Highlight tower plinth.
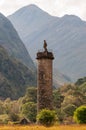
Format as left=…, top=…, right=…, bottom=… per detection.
left=36, top=40, right=54, bottom=113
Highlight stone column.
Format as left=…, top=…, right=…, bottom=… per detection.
left=36, top=40, right=54, bottom=113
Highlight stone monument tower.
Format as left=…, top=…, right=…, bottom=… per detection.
left=36, top=40, right=54, bottom=113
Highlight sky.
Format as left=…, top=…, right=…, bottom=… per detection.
left=0, top=0, right=86, bottom=20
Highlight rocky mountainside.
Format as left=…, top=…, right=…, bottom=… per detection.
left=0, top=45, right=36, bottom=99
left=8, top=4, right=86, bottom=81
left=0, top=13, right=35, bottom=70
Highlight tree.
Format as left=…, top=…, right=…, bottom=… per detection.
left=22, top=87, right=37, bottom=104
left=75, top=77, right=86, bottom=86
left=3, top=98, right=12, bottom=114
left=75, top=78, right=84, bottom=86
left=0, top=100, right=5, bottom=114
left=37, top=109, right=58, bottom=126
left=73, top=105, right=86, bottom=124
left=62, top=104, right=77, bottom=117
left=53, top=90, right=64, bottom=109
left=9, top=112, right=19, bottom=122
left=21, top=102, right=37, bottom=122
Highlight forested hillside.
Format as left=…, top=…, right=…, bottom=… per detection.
left=0, top=13, right=35, bottom=70
left=0, top=45, right=36, bottom=99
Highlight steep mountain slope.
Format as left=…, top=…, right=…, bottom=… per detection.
left=0, top=45, right=36, bottom=99
left=53, top=69, right=71, bottom=87
left=0, top=13, right=35, bottom=70
left=8, top=4, right=86, bottom=81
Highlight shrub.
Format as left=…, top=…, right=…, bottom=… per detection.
left=63, top=104, right=77, bottom=116
left=0, top=114, right=9, bottom=124
left=73, top=105, right=86, bottom=124
left=21, top=102, right=37, bottom=122
left=9, top=112, right=20, bottom=122
left=37, top=109, right=58, bottom=126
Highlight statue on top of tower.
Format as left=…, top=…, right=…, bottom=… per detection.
left=43, top=40, right=48, bottom=52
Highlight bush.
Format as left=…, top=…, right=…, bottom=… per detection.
left=21, top=102, right=37, bottom=122
left=9, top=112, right=20, bottom=122
left=37, top=109, right=58, bottom=126
left=0, top=114, right=9, bottom=124
left=73, top=105, right=86, bottom=124
left=63, top=104, right=77, bottom=116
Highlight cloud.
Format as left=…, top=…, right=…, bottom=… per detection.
left=0, top=0, right=86, bottom=20
left=0, top=0, right=5, bottom=6
left=0, top=0, right=20, bottom=16
left=54, top=0, right=86, bottom=20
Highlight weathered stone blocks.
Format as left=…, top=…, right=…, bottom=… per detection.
left=36, top=49, right=54, bottom=113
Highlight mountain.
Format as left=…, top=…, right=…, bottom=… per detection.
left=0, top=13, right=35, bottom=70
left=53, top=69, right=72, bottom=87
left=8, top=4, right=86, bottom=81
left=0, top=45, right=36, bottom=99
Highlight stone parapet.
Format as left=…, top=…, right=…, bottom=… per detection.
left=36, top=51, right=54, bottom=60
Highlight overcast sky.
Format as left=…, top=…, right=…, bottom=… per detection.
left=0, top=0, right=86, bottom=20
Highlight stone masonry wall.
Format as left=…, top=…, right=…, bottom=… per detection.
left=37, top=58, right=53, bottom=113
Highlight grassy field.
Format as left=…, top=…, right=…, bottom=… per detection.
left=0, top=125, right=86, bottom=130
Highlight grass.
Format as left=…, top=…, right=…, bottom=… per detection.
left=0, top=125, right=86, bottom=130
